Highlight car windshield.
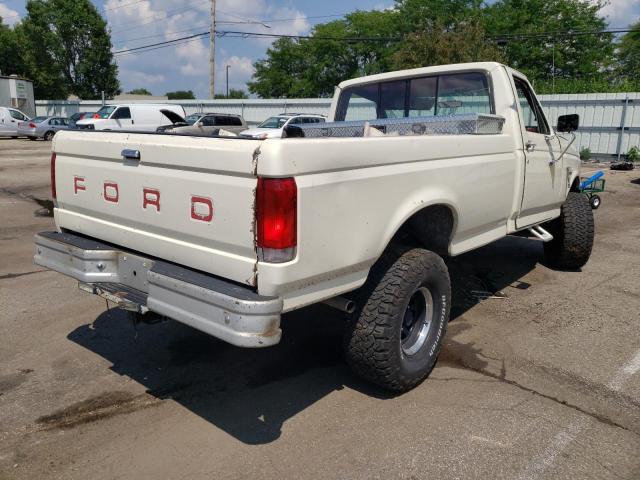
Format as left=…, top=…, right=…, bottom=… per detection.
left=185, top=114, right=201, bottom=125
left=258, top=116, right=289, bottom=129
left=94, top=106, right=117, bottom=119
left=31, top=117, right=48, bottom=123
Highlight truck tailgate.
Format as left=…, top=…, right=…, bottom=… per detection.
left=52, top=131, right=260, bottom=286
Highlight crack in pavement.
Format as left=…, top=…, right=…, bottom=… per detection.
left=0, top=270, right=48, bottom=281
left=443, top=357, right=639, bottom=436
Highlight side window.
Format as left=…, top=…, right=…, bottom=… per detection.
left=9, top=109, right=25, bottom=120
left=49, top=119, right=58, bottom=125
left=229, top=117, right=242, bottom=126
left=437, top=73, right=492, bottom=115
left=514, top=77, right=549, bottom=135
left=380, top=80, right=406, bottom=119
left=408, top=77, right=437, bottom=117
left=289, top=117, right=302, bottom=125
left=60, top=118, right=68, bottom=126
left=112, top=107, right=131, bottom=120
left=336, top=83, right=378, bottom=121
left=202, top=116, right=216, bottom=126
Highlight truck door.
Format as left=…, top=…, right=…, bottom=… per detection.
left=111, top=106, right=133, bottom=130
left=513, top=75, right=565, bottom=228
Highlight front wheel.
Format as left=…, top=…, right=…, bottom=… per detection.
left=344, top=247, right=451, bottom=392
left=543, top=192, right=594, bottom=270
left=43, top=131, right=55, bottom=141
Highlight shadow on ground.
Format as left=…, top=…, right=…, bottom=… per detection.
left=66, top=235, right=541, bottom=444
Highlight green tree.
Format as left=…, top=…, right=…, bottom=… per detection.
left=214, top=88, right=249, bottom=99
left=21, top=0, right=119, bottom=99
left=166, top=90, right=195, bottom=100
left=393, top=20, right=504, bottom=70
left=484, top=0, right=615, bottom=91
left=249, top=10, right=401, bottom=98
left=617, top=22, right=640, bottom=80
left=0, top=20, right=26, bottom=77
left=127, top=88, right=152, bottom=95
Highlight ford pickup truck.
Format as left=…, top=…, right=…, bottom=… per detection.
left=35, top=62, right=594, bottom=392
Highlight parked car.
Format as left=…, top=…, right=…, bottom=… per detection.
left=75, top=104, right=185, bottom=132
left=157, top=112, right=247, bottom=135
left=240, top=113, right=325, bottom=139
left=36, top=62, right=592, bottom=392
left=0, top=106, right=30, bottom=138
left=69, top=111, right=95, bottom=128
left=17, top=116, right=69, bottom=141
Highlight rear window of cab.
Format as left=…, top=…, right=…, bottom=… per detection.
left=335, top=71, right=493, bottom=122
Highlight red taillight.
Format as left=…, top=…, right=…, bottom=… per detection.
left=50, top=152, right=57, bottom=199
left=29, top=122, right=36, bottom=128
left=257, top=177, right=297, bottom=261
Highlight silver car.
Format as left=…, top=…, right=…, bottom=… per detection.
left=17, top=116, right=70, bottom=141
left=157, top=111, right=247, bottom=135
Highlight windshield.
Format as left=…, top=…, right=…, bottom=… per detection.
left=94, top=106, right=117, bottom=119
left=31, top=117, right=48, bottom=123
left=184, top=113, right=201, bottom=125
left=258, top=116, right=289, bottom=129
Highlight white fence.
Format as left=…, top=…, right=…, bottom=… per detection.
left=36, top=93, right=640, bottom=159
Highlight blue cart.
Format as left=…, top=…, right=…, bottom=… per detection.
left=579, top=171, right=605, bottom=210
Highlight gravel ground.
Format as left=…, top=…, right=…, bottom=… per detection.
left=1, top=138, right=639, bottom=480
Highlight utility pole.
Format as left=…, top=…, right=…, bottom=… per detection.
left=226, top=65, right=230, bottom=98
left=209, top=0, right=216, bottom=99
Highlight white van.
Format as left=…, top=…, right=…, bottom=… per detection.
left=75, top=104, right=185, bottom=132
left=0, top=107, right=30, bottom=137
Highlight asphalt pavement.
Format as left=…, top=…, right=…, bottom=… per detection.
left=1, top=137, right=639, bottom=480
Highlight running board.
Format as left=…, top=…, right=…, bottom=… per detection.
left=528, top=225, right=554, bottom=242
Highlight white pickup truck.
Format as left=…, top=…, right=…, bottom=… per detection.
left=35, top=62, right=594, bottom=392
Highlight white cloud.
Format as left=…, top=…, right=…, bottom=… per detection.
left=105, top=0, right=312, bottom=97
left=0, top=2, right=20, bottom=25
left=598, top=0, right=640, bottom=26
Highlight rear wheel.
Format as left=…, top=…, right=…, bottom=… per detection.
left=543, top=192, right=594, bottom=270
left=43, top=131, right=55, bottom=141
left=344, top=246, right=451, bottom=392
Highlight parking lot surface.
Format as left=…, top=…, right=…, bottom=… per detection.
left=1, top=137, right=639, bottom=480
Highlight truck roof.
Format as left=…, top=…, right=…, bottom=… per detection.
left=337, top=62, right=509, bottom=90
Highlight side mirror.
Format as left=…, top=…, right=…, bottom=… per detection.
left=196, top=121, right=204, bottom=128
left=557, top=114, right=579, bottom=133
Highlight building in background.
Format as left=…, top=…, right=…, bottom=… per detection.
left=0, top=75, right=36, bottom=117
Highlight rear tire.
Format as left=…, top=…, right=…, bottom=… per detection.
left=589, top=194, right=601, bottom=210
left=543, top=192, right=594, bottom=270
left=343, top=246, right=451, bottom=392
left=43, top=131, right=55, bottom=141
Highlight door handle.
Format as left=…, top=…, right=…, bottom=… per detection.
left=121, top=149, right=141, bottom=160
left=525, top=140, right=536, bottom=152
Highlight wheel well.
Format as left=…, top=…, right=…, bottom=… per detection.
left=391, top=205, right=455, bottom=256
left=570, top=176, right=581, bottom=192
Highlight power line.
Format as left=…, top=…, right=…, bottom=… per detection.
left=113, top=32, right=209, bottom=55
left=111, top=27, right=638, bottom=57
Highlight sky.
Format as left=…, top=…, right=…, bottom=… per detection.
left=0, top=0, right=639, bottom=98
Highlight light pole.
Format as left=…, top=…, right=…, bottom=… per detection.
left=209, top=0, right=216, bottom=99
left=226, top=65, right=230, bottom=98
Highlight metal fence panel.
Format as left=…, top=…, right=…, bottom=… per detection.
left=36, top=93, right=640, bottom=158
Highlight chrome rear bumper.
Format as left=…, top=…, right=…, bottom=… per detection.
left=34, top=231, right=283, bottom=347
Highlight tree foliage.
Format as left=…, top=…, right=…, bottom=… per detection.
left=617, top=22, right=640, bottom=80
left=0, top=20, right=26, bottom=77
left=20, top=0, right=119, bottom=99
left=249, top=0, right=631, bottom=97
left=127, top=88, right=152, bottom=95
left=166, top=90, right=196, bottom=100
left=214, top=89, right=249, bottom=99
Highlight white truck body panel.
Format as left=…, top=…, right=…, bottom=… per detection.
left=52, top=131, right=260, bottom=285
left=76, top=104, right=185, bottom=132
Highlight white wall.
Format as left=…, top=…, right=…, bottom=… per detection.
left=35, top=93, right=640, bottom=158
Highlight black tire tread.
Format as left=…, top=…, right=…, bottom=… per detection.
left=344, top=246, right=450, bottom=392
left=544, top=192, right=594, bottom=269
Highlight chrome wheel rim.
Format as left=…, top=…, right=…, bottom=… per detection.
left=400, top=287, right=434, bottom=356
